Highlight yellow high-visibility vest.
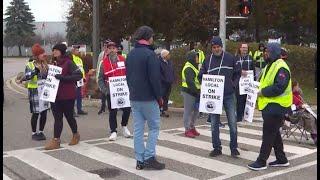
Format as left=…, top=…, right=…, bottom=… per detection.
left=258, top=59, right=292, bottom=110
left=253, top=50, right=265, bottom=68
left=72, top=54, right=85, bottom=78
left=26, top=61, right=38, bottom=89
left=181, top=62, right=201, bottom=90
left=196, top=49, right=205, bottom=65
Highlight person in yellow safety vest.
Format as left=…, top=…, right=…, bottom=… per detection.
left=181, top=50, right=201, bottom=138
left=253, top=43, right=266, bottom=79
left=97, top=39, right=111, bottom=115
left=117, top=44, right=127, bottom=59
left=24, top=43, right=50, bottom=141
left=193, top=42, right=205, bottom=69
left=72, top=46, right=88, bottom=115
left=248, top=43, right=292, bottom=171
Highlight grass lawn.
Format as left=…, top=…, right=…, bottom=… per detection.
left=301, top=85, right=317, bottom=105
left=169, top=84, right=317, bottom=108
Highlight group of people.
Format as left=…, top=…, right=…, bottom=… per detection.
left=24, top=43, right=84, bottom=149
left=22, top=25, right=312, bottom=171
left=180, top=35, right=298, bottom=171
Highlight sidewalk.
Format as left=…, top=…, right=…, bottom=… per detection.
left=10, top=75, right=317, bottom=116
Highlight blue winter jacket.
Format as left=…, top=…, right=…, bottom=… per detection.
left=126, top=43, right=161, bottom=101
left=198, top=51, right=241, bottom=96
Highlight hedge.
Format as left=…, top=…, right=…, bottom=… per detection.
left=170, top=41, right=317, bottom=88
left=43, top=43, right=315, bottom=104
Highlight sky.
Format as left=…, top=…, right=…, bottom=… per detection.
left=3, top=0, right=72, bottom=22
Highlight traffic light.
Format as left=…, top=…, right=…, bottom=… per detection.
left=239, top=0, right=252, bottom=17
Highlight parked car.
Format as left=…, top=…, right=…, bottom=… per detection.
left=229, top=33, right=240, bottom=41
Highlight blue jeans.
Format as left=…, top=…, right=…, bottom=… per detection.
left=210, top=93, right=238, bottom=150
left=76, top=87, right=82, bottom=112
left=131, top=100, right=160, bottom=162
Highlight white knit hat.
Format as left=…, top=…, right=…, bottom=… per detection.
left=160, top=49, right=170, bottom=58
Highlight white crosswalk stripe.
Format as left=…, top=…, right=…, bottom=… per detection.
left=158, top=132, right=275, bottom=162
left=7, top=148, right=102, bottom=180
left=115, top=138, right=250, bottom=176
left=3, top=174, right=12, bottom=180
left=3, top=124, right=317, bottom=180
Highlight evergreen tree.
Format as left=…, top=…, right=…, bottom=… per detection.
left=4, top=0, right=36, bottom=56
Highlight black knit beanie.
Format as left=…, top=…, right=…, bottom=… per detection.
left=52, top=43, right=67, bottom=55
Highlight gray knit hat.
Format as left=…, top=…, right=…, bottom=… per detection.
left=133, top=26, right=154, bottom=41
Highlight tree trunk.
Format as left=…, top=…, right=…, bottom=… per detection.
left=18, top=45, right=22, bottom=57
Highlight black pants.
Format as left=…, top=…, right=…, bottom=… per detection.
left=106, top=94, right=131, bottom=133
left=161, top=84, right=172, bottom=112
left=236, top=90, right=247, bottom=122
left=257, top=113, right=288, bottom=164
left=31, top=110, right=47, bottom=132
left=51, top=100, right=78, bottom=138
left=100, top=93, right=107, bottom=111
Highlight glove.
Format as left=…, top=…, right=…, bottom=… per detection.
left=54, top=74, right=64, bottom=80
left=34, top=67, right=40, bottom=75
left=157, top=98, right=164, bottom=107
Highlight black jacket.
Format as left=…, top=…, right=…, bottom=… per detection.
left=159, top=57, right=175, bottom=86
left=235, top=54, right=256, bottom=89
left=181, top=51, right=200, bottom=97
left=199, top=51, right=241, bottom=96
left=126, top=43, right=161, bottom=101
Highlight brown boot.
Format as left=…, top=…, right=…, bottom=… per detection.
left=44, top=138, right=60, bottom=150
left=69, top=132, right=80, bottom=145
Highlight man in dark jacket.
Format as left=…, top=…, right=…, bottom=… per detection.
left=126, top=25, right=165, bottom=170
left=248, top=43, right=292, bottom=171
left=198, top=36, right=241, bottom=158
left=159, top=49, right=175, bottom=117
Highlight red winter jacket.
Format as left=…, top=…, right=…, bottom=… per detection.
left=292, top=91, right=303, bottom=109
left=103, top=55, right=126, bottom=82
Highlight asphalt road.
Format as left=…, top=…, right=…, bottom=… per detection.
left=3, top=58, right=317, bottom=180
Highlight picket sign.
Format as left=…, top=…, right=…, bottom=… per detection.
left=37, top=80, right=50, bottom=112
left=199, top=74, right=225, bottom=115
left=244, top=81, right=260, bottom=123
left=109, top=76, right=131, bottom=109
left=239, top=70, right=254, bottom=95
left=77, top=79, right=84, bottom=87
left=39, top=65, right=62, bottom=102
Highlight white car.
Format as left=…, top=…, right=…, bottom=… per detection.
left=229, top=33, right=240, bottom=41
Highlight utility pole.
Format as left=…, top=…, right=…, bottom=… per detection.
left=219, top=0, right=226, bottom=51
left=92, top=0, right=100, bottom=68
left=219, top=0, right=248, bottom=51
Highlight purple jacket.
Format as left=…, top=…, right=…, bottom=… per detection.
left=55, top=56, right=82, bottom=101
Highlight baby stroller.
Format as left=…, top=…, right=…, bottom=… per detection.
left=282, top=102, right=317, bottom=145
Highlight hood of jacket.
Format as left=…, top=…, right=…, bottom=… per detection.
left=186, top=51, right=198, bottom=67
left=266, top=43, right=281, bottom=62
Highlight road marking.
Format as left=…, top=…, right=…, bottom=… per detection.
left=65, top=142, right=196, bottom=180
left=115, top=138, right=250, bottom=177
left=248, top=160, right=317, bottom=180
left=10, top=77, right=27, bottom=91
left=181, top=128, right=315, bottom=155
left=5, top=79, right=27, bottom=97
left=3, top=125, right=317, bottom=180
left=158, top=132, right=275, bottom=162
left=7, top=149, right=102, bottom=180
left=3, top=174, right=12, bottom=180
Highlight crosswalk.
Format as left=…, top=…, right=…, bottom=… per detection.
left=3, top=122, right=317, bottom=180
